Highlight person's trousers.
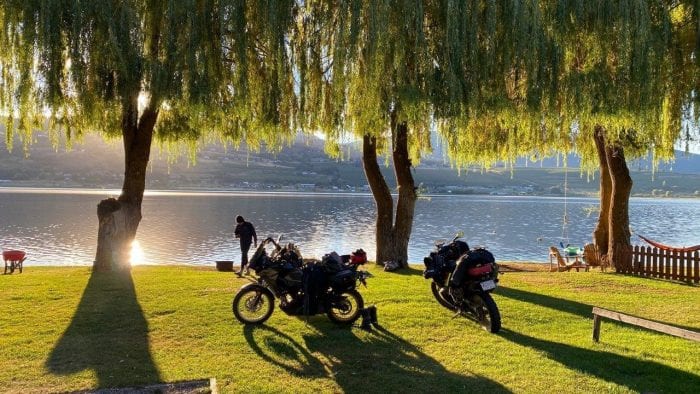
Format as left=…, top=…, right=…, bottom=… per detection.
left=240, top=242, right=251, bottom=269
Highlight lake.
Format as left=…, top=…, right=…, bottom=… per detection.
left=1, top=188, right=699, bottom=266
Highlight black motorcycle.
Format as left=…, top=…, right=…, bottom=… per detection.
left=423, top=231, right=501, bottom=333
left=232, top=236, right=371, bottom=325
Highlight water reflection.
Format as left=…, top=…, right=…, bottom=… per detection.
left=1, top=189, right=699, bottom=266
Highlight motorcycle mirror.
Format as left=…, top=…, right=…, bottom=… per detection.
left=455, top=231, right=464, bottom=239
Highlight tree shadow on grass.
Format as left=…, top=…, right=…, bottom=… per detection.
left=244, top=321, right=511, bottom=393
left=499, top=329, right=700, bottom=393
left=496, top=285, right=700, bottom=332
left=392, top=266, right=425, bottom=276
left=495, top=286, right=592, bottom=319
left=617, top=272, right=699, bottom=288
left=46, top=271, right=160, bottom=389
left=242, top=324, right=326, bottom=377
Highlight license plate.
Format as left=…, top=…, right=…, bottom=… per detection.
left=480, top=280, right=496, bottom=291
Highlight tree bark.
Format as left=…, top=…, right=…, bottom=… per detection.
left=93, top=11, right=163, bottom=272
left=592, top=125, right=611, bottom=259
left=605, top=142, right=633, bottom=272
left=390, top=115, right=417, bottom=268
left=360, top=112, right=417, bottom=269
left=94, top=98, right=158, bottom=271
left=362, top=134, right=394, bottom=265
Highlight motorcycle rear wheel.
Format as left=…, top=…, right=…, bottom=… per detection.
left=430, top=282, right=457, bottom=311
left=232, top=286, right=275, bottom=325
left=468, top=292, right=501, bottom=333
left=326, top=289, right=364, bottom=325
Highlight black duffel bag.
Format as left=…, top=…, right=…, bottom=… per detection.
left=449, top=247, right=496, bottom=287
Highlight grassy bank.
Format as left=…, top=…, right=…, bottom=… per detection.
left=1, top=265, right=698, bottom=393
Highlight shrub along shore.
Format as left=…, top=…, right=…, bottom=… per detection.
left=1, top=265, right=698, bottom=393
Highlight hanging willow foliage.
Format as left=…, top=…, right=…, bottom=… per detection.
left=445, top=0, right=698, bottom=171
left=295, top=0, right=698, bottom=171
left=294, top=0, right=435, bottom=161
left=0, top=0, right=298, bottom=156
left=550, top=0, right=697, bottom=170
left=1, top=1, right=697, bottom=170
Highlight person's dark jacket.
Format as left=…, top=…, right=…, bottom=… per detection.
left=235, top=221, right=257, bottom=247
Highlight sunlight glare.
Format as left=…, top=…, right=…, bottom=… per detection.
left=130, top=240, right=147, bottom=265
left=137, top=92, right=150, bottom=114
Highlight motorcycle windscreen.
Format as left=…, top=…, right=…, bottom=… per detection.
left=248, top=245, right=267, bottom=270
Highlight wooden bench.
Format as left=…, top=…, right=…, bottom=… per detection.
left=592, top=307, right=700, bottom=343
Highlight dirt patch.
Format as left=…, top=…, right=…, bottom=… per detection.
left=75, top=378, right=217, bottom=394
left=498, top=262, right=551, bottom=272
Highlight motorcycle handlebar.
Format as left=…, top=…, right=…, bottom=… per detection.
left=263, top=236, right=281, bottom=249
left=435, top=232, right=463, bottom=247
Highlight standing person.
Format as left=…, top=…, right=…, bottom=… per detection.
left=234, top=215, right=257, bottom=276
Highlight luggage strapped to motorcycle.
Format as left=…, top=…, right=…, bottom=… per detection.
left=319, top=251, right=343, bottom=273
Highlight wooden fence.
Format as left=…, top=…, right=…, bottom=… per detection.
left=628, top=245, right=700, bottom=284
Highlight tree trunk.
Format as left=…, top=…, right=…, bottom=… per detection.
left=391, top=117, right=417, bottom=268
left=360, top=114, right=417, bottom=269
left=592, top=125, right=611, bottom=260
left=93, top=99, right=158, bottom=271
left=605, top=142, right=633, bottom=272
left=362, top=134, right=395, bottom=265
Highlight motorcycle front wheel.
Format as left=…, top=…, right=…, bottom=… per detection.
left=326, top=289, right=364, bottom=325
left=430, top=282, right=457, bottom=311
left=232, top=286, right=275, bottom=324
left=467, top=292, right=501, bottom=333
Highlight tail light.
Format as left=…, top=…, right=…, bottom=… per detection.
left=467, top=264, right=492, bottom=276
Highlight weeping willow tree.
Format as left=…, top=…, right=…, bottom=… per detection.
left=0, top=0, right=297, bottom=271
left=438, top=1, right=699, bottom=272
left=295, top=0, right=697, bottom=271
left=550, top=1, right=698, bottom=272
left=2, top=1, right=696, bottom=272
left=293, top=1, right=566, bottom=268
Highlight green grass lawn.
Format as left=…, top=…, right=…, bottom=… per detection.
left=1, top=265, right=698, bottom=393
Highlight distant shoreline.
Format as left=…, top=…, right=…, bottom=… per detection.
left=12, top=261, right=553, bottom=270
left=1, top=185, right=698, bottom=200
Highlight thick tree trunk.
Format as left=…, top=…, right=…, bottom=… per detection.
left=93, top=99, right=158, bottom=271
left=592, top=125, right=611, bottom=260
left=95, top=198, right=143, bottom=271
left=362, top=134, right=395, bottom=265
left=360, top=114, right=417, bottom=269
left=605, top=142, right=633, bottom=272
left=391, top=118, right=417, bottom=268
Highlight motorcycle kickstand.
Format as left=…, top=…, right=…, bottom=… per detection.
left=452, top=305, right=465, bottom=319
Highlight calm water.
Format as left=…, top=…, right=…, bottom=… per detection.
left=1, top=188, right=699, bottom=266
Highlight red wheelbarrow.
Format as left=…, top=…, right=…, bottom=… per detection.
left=3, top=250, right=26, bottom=274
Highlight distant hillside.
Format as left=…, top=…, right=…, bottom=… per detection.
left=1, top=130, right=699, bottom=197
left=654, top=151, right=700, bottom=174
left=513, top=151, right=700, bottom=175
